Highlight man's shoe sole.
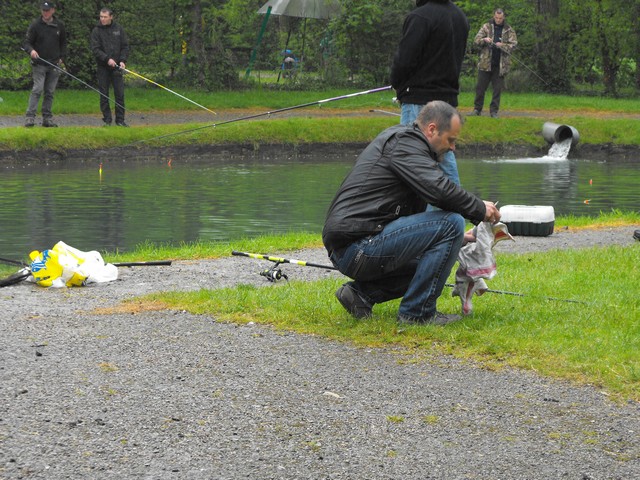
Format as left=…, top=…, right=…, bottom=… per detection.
left=335, top=284, right=372, bottom=319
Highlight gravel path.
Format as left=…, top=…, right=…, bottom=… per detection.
left=1, top=227, right=639, bottom=479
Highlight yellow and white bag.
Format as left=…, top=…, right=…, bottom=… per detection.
left=29, top=241, right=118, bottom=288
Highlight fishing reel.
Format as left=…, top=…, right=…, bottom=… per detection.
left=260, top=262, right=288, bottom=282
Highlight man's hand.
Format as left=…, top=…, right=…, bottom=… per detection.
left=483, top=201, right=501, bottom=223
left=30, top=50, right=39, bottom=59
left=463, top=228, right=476, bottom=245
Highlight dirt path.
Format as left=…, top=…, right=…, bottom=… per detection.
left=1, top=227, right=639, bottom=479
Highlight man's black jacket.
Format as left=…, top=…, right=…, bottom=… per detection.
left=322, top=124, right=486, bottom=253
left=23, top=16, right=67, bottom=66
left=90, top=21, right=129, bottom=67
left=390, top=0, right=469, bottom=106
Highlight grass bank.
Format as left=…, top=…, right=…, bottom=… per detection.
left=1, top=116, right=639, bottom=153
left=1, top=88, right=639, bottom=151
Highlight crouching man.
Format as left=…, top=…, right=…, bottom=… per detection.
left=323, top=101, right=500, bottom=325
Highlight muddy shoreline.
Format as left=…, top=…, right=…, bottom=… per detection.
left=1, top=141, right=639, bottom=166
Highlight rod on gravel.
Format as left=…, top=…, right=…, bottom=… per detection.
left=129, top=85, right=393, bottom=146
left=113, top=260, right=172, bottom=267
left=120, top=67, right=217, bottom=116
left=232, top=251, right=336, bottom=270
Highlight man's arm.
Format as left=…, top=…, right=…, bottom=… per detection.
left=119, top=25, right=129, bottom=63
left=500, top=26, right=518, bottom=54
left=90, top=28, right=108, bottom=63
left=473, top=22, right=490, bottom=47
left=390, top=15, right=428, bottom=90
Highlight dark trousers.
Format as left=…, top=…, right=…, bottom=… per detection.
left=97, top=66, right=125, bottom=124
left=474, top=69, right=505, bottom=115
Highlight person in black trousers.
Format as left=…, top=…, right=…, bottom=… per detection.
left=90, top=7, right=129, bottom=127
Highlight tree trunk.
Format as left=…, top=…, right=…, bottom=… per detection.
left=532, top=0, right=571, bottom=93
left=189, top=0, right=206, bottom=85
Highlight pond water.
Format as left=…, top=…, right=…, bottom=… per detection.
left=0, top=148, right=637, bottom=259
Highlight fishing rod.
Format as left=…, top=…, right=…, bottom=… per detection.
left=369, top=109, right=400, bottom=117
left=119, top=67, right=217, bottom=116
left=0, top=256, right=171, bottom=268
left=233, top=250, right=586, bottom=303
left=0, top=256, right=171, bottom=288
left=445, top=283, right=588, bottom=304
left=23, top=50, right=127, bottom=114
left=129, top=86, right=393, bottom=146
left=232, top=250, right=337, bottom=282
left=489, top=41, right=550, bottom=87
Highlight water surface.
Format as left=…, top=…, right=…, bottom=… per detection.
left=0, top=149, right=637, bottom=259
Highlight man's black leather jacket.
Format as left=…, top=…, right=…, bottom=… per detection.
left=322, top=124, right=486, bottom=252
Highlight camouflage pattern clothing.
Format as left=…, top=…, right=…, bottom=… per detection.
left=473, top=20, right=517, bottom=76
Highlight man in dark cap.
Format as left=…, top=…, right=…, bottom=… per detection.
left=390, top=0, right=469, bottom=187
left=23, top=1, right=67, bottom=128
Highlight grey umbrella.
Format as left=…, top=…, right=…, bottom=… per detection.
left=257, top=0, right=341, bottom=20
left=256, top=0, right=341, bottom=80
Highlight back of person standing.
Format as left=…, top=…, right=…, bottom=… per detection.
left=90, top=7, right=129, bottom=127
left=390, top=0, right=469, bottom=186
left=23, top=1, right=67, bottom=128
left=470, top=8, right=517, bottom=118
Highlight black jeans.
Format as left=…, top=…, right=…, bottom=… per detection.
left=97, top=66, right=125, bottom=124
left=474, top=69, right=505, bottom=115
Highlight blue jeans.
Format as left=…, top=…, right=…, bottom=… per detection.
left=400, top=103, right=460, bottom=186
left=26, top=64, right=61, bottom=120
left=330, top=210, right=465, bottom=320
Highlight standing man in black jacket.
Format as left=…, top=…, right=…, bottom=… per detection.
left=23, top=1, right=67, bottom=128
left=390, top=0, right=469, bottom=186
left=90, top=7, right=129, bottom=127
left=323, top=102, right=500, bottom=325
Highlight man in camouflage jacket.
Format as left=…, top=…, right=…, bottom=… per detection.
left=470, top=8, right=517, bottom=118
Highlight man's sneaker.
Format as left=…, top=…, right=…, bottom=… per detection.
left=398, top=311, right=462, bottom=326
left=116, top=121, right=129, bottom=127
left=24, top=117, right=35, bottom=128
left=335, top=283, right=372, bottom=319
left=634, top=229, right=640, bottom=241
left=42, top=119, right=58, bottom=127
left=103, top=120, right=112, bottom=127
left=490, top=112, right=499, bottom=118
left=469, top=110, right=481, bottom=116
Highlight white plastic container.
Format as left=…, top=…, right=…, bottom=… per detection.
left=499, top=205, right=555, bottom=237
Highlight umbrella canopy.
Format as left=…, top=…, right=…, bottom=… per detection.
left=257, top=0, right=341, bottom=20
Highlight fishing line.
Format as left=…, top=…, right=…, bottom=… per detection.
left=490, top=41, right=551, bottom=87
left=126, top=86, right=393, bottom=146
left=24, top=51, right=127, bottom=114
left=120, top=67, right=217, bottom=115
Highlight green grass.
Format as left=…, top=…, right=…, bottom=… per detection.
left=140, top=242, right=639, bottom=402
left=1, top=114, right=639, bottom=152
left=2, top=87, right=639, bottom=115
left=2, top=87, right=639, bottom=151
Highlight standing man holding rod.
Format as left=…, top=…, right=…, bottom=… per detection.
left=390, top=0, right=469, bottom=186
left=90, top=7, right=130, bottom=127
left=23, top=1, right=67, bottom=128
left=470, top=8, right=518, bottom=118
